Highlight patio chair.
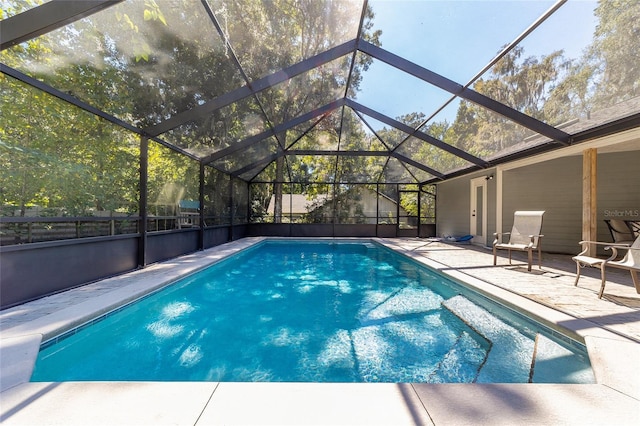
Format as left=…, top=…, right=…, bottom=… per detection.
left=573, top=235, right=640, bottom=298
left=626, top=220, right=640, bottom=238
left=493, top=211, right=545, bottom=272
left=604, top=219, right=635, bottom=245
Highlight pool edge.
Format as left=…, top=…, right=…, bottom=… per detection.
left=1, top=237, right=638, bottom=412
left=373, top=237, right=640, bottom=400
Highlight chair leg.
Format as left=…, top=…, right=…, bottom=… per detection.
left=527, top=249, right=533, bottom=272
left=631, top=270, right=640, bottom=294
left=493, top=246, right=497, bottom=266
left=598, top=266, right=607, bottom=299
left=537, top=246, right=542, bottom=269
left=574, top=262, right=582, bottom=286
left=508, top=250, right=512, bottom=265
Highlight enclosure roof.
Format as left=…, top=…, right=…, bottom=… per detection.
left=2, top=0, right=639, bottom=185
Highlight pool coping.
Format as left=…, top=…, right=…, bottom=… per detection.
left=373, top=238, right=640, bottom=400
left=1, top=237, right=268, bottom=391
left=1, top=237, right=639, bottom=425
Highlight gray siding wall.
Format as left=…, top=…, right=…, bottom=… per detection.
left=436, top=176, right=470, bottom=238
left=436, top=150, right=639, bottom=254
left=598, top=151, right=640, bottom=241
left=502, top=157, right=582, bottom=254
left=435, top=169, right=497, bottom=243
left=503, top=151, right=640, bottom=254
left=487, top=177, right=497, bottom=242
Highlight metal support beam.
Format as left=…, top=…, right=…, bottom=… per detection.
left=287, top=150, right=388, bottom=156
left=2, top=64, right=201, bottom=161
left=391, top=153, right=445, bottom=179
left=396, top=183, right=400, bottom=234
left=346, top=99, right=488, bottom=167
left=358, top=40, right=571, bottom=145
left=231, top=149, right=390, bottom=180
left=145, top=40, right=357, bottom=137
left=417, top=183, right=422, bottom=236
left=202, top=99, right=345, bottom=164
left=198, top=162, right=205, bottom=250
left=232, top=150, right=444, bottom=182
left=232, top=115, right=330, bottom=180
left=228, top=178, right=234, bottom=241
left=232, top=154, right=280, bottom=179
left=375, top=182, right=380, bottom=233
left=2, top=64, right=141, bottom=134
left=1, top=0, right=123, bottom=51
left=139, top=136, right=149, bottom=267
left=225, top=99, right=465, bottom=180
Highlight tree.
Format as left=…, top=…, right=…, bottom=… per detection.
left=433, top=45, right=571, bottom=160
left=217, top=0, right=380, bottom=222
left=445, top=0, right=640, bottom=161
left=0, top=1, right=162, bottom=217
left=5, top=0, right=638, bottom=232
left=587, top=0, right=640, bottom=108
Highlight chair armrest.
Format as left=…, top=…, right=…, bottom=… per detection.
left=578, top=240, right=630, bottom=248
left=606, top=245, right=640, bottom=254
left=576, top=241, right=622, bottom=260
left=603, top=246, right=640, bottom=270
left=603, top=245, right=622, bottom=262
left=492, top=232, right=510, bottom=245
left=493, top=232, right=511, bottom=237
left=522, top=234, right=544, bottom=247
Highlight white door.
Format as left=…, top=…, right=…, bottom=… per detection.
left=470, top=178, right=487, bottom=245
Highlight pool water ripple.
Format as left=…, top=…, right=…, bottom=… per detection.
left=30, top=240, right=594, bottom=383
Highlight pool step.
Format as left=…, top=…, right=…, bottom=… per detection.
left=530, top=333, right=595, bottom=383
left=442, top=295, right=535, bottom=383
left=429, top=330, right=488, bottom=383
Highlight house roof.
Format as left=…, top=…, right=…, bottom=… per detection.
left=2, top=0, right=639, bottom=186
left=266, top=188, right=404, bottom=216
left=266, top=195, right=329, bottom=216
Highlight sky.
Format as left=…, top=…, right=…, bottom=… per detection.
left=2, top=0, right=599, bottom=134
left=354, top=0, right=599, bottom=129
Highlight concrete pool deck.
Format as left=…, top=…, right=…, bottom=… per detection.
left=1, top=237, right=639, bottom=425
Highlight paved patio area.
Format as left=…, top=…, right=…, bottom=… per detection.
left=1, top=237, right=639, bottom=425
left=383, top=238, right=640, bottom=342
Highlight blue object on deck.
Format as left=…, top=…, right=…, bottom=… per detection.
left=446, top=235, right=473, bottom=243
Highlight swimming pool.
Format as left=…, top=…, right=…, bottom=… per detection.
left=31, top=239, right=594, bottom=383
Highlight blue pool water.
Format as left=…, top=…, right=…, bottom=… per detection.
left=31, top=240, right=594, bottom=383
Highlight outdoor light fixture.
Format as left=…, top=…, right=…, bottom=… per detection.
left=485, top=174, right=494, bottom=180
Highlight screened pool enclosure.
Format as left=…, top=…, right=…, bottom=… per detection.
left=1, top=0, right=639, bottom=307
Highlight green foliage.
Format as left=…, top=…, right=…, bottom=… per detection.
left=1, top=0, right=638, bottom=229
left=0, top=77, right=139, bottom=216
left=588, top=0, right=640, bottom=107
